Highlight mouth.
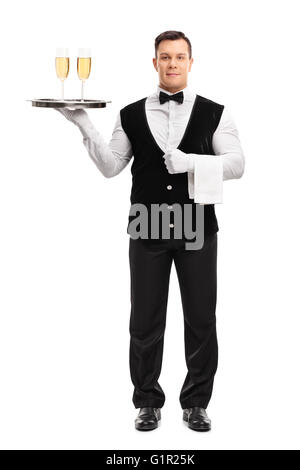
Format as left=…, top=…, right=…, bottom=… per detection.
left=167, top=73, right=179, bottom=76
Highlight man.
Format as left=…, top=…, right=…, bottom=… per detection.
left=56, top=30, right=245, bottom=432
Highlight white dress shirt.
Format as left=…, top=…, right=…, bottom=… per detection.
left=77, top=85, right=245, bottom=204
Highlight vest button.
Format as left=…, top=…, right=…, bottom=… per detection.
left=169, top=223, right=174, bottom=228
left=167, top=185, right=172, bottom=190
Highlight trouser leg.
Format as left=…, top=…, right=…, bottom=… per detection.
left=173, top=233, right=218, bottom=409
left=129, top=237, right=173, bottom=408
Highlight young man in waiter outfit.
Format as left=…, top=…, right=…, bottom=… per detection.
left=56, top=30, right=245, bottom=432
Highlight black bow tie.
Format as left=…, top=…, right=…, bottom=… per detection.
left=159, top=90, right=184, bottom=105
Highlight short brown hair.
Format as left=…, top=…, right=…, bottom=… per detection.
left=154, top=30, right=192, bottom=59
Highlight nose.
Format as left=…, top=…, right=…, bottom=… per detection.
left=170, top=61, right=177, bottom=68
left=168, top=57, right=178, bottom=68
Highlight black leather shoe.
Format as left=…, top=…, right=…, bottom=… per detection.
left=183, top=407, right=211, bottom=431
left=135, top=407, right=161, bottom=431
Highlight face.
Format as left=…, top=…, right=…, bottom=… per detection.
left=153, top=38, right=194, bottom=93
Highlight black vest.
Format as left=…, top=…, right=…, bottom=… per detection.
left=120, top=94, right=224, bottom=240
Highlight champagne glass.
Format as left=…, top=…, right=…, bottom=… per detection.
left=77, top=48, right=91, bottom=101
left=55, top=48, right=69, bottom=100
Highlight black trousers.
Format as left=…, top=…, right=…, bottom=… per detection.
left=128, top=232, right=218, bottom=410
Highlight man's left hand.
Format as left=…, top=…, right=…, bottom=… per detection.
left=163, top=149, right=194, bottom=174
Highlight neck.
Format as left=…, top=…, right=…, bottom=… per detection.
left=159, top=83, right=187, bottom=94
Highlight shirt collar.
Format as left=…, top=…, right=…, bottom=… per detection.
left=156, top=84, right=195, bottom=102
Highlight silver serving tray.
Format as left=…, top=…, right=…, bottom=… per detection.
left=27, top=98, right=112, bottom=109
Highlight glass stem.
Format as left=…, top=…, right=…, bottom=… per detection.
left=61, top=79, right=64, bottom=100
left=81, top=80, right=85, bottom=101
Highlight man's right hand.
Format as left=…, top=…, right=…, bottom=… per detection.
left=54, top=107, right=90, bottom=128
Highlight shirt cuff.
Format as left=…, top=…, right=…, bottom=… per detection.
left=190, top=154, right=223, bottom=204
left=187, top=154, right=195, bottom=172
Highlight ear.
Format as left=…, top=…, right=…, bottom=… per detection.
left=153, top=57, right=158, bottom=71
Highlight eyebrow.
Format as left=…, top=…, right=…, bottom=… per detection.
left=159, top=52, right=187, bottom=56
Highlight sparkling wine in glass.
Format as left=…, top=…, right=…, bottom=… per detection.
left=77, top=48, right=91, bottom=101
left=55, top=48, right=69, bottom=100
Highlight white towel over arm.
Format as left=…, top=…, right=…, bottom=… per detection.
left=187, top=107, right=245, bottom=204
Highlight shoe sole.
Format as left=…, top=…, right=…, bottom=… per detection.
left=183, top=413, right=211, bottom=432
left=135, top=422, right=159, bottom=431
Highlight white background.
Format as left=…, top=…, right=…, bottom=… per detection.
left=1, top=0, right=299, bottom=450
